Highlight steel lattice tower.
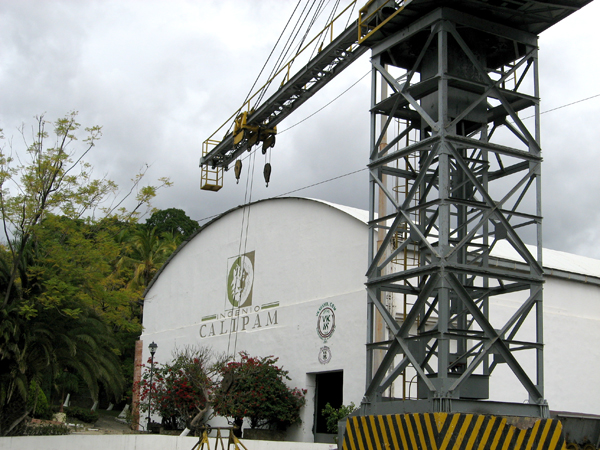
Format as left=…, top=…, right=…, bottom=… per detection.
left=199, top=0, right=593, bottom=426
left=362, top=0, right=590, bottom=419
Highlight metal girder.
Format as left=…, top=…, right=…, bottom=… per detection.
left=366, top=1, right=591, bottom=57
left=201, top=20, right=367, bottom=170
left=365, top=5, right=550, bottom=417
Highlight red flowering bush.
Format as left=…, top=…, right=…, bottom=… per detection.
left=212, top=352, right=307, bottom=430
left=137, top=347, right=216, bottom=430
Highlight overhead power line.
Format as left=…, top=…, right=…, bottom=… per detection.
left=531, top=93, right=600, bottom=119
left=197, top=92, right=599, bottom=224
left=274, top=167, right=367, bottom=198
left=279, top=70, right=370, bottom=133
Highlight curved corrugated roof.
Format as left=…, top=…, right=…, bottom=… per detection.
left=320, top=200, right=600, bottom=282
left=144, top=197, right=600, bottom=295
left=491, top=239, right=600, bottom=281
left=308, top=198, right=369, bottom=224
left=143, top=197, right=368, bottom=295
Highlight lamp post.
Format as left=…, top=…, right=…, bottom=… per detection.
left=147, top=341, right=158, bottom=432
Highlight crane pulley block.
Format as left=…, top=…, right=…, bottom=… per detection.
left=233, top=111, right=277, bottom=151
left=200, top=7, right=367, bottom=192
left=233, top=111, right=259, bottom=145
left=262, top=133, right=276, bottom=154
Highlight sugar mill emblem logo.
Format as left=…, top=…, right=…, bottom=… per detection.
left=316, top=302, right=336, bottom=342
left=318, top=346, right=332, bottom=365
left=199, top=250, right=280, bottom=340
left=227, top=251, right=255, bottom=308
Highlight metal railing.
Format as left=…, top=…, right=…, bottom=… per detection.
left=358, top=0, right=411, bottom=44
left=203, top=1, right=358, bottom=146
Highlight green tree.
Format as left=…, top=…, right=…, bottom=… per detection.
left=49, top=311, right=124, bottom=404
left=28, top=214, right=140, bottom=331
left=0, top=113, right=170, bottom=435
left=27, top=381, right=51, bottom=420
left=145, top=208, right=199, bottom=241
left=118, top=226, right=177, bottom=291
left=0, top=302, right=53, bottom=435
left=0, top=113, right=109, bottom=309
left=321, top=402, right=358, bottom=434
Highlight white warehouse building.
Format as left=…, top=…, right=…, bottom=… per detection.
left=139, top=197, right=600, bottom=442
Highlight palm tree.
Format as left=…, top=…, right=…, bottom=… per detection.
left=49, top=312, right=124, bottom=404
left=0, top=304, right=53, bottom=436
left=0, top=225, right=126, bottom=436
left=119, top=226, right=177, bottom=290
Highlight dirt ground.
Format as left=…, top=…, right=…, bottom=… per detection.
left=71, top=411, right=138, bottom=435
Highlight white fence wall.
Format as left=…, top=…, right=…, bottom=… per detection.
left=0, top=435, right=336, bottom=450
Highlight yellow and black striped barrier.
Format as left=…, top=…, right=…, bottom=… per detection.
left=342, top=413, right=565, bottom=450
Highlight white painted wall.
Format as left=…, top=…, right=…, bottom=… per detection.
left=141, top=197, right=600, bottom=442
left=0, top=435, right=335, bottom=450
left=141, top=198, right=367, bottom=441
left=486, top=276, right=600, bottom=414
left=540, top=277, right=600, bottom=413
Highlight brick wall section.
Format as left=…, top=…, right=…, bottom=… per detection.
left=131, top=339, right=143, bottom=430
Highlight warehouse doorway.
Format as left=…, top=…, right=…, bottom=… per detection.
left=314, top=371, right=343, bottom=443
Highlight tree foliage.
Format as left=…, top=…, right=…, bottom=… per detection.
left=118, top=226, right=177, bottom=291
left=322, top=402, right=358, bottom=434
left=0, top=112, right=109, bottom=308
left=145, top=208, right=199, bottom=240
left=0, top=113, right=178, bottom=435
left=212, top=352, right=307, bottom=430
left=25, top=215, right=139, bottom=329
left=137, top=346, right=222, bottom=430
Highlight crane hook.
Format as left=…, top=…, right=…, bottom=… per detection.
left=263, top=163, right=272, bottom=187
left=234, top=160, right=242, bottom=184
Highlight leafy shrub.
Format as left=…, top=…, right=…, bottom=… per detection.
left=212, top=352, right=307, bottom=430
left=24, top=423, right=70, bottom=436
left=137, top=346, right=216, bottom=430
left=64, top=406, right=98, bottom=424
left=322, top=402, right=358, bottom=433
left=27, top=381, right=52, bottom=420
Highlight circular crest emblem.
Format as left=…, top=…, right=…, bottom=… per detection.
left=318, top=346, right=332, bottom=364
left=317, top=306, right=336, bottom=341
left=227, top=255, right=254, bottom=307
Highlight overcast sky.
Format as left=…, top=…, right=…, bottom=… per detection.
left=1, top=0, right=599, bottom=259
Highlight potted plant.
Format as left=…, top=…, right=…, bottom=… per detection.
left=322, top=402, right=358, bottom=441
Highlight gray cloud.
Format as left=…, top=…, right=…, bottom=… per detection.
left=1, top=0, right=598, bottom=258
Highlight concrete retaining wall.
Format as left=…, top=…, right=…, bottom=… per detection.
left=0, top=435, right=336, bottom=450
